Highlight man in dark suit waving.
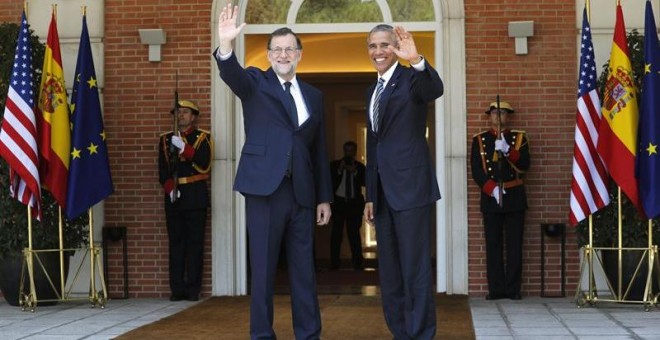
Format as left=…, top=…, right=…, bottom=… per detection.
left=213, top=4, right=332, bottom=339
left=363, top=24, right=444, bottom=340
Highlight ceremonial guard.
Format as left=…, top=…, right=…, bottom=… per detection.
left=470, top=101, right=530, bottom=300
left=158, top=99, right=212, bottom=301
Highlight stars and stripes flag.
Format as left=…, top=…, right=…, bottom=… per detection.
left=636, top=0, right=660, bottom=218
left=37, top=9, right=70, bottom=208
left=0, top=11, right=42, bottom=219
left=65, top=13, right=114, bottom=219
left=569, top=6, right=610, bottom=225
left=597, top=3, right=642, bottom=214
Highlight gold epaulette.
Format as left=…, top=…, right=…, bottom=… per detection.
left=160, top=131, right=173, bottom=137
left=473, top=130, right=489, bottom=138
left=511, top=129, right=526, bottom=134
left=197, top=128, right=210, bottom=135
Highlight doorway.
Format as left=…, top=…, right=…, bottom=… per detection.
left=268, top=72, right=438, bottom=293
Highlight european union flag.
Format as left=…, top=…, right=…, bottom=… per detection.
left=637, top=1, right=660, bottom=218
left=65, top=14, right=113, bottom=219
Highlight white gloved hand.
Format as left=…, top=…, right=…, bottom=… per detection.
left=492, top=186, right=506, bottom=205
left=171, top=135, right=185, bottom=154
left=169, top=190, right=181, bottom=203
left=494, top=133, right=510, bottom=155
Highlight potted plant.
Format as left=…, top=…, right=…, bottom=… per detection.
left=0, top=21, right=89, bottom=306
left=575, top=29, right=660, bottom=301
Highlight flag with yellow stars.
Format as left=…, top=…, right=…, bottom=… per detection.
left=637, top=0, right=660, bottom=218
left=66, top=13, right=113, bottom=219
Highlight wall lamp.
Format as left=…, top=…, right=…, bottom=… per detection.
left=508, top=21, right=534, bottom=55
left=138, top=29, right=166, bottom=62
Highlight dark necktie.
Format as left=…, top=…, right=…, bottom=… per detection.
left=345, top=169, right=354, bottom=200
left=284, top=81, right=298, bottom=127
left=372, top=78, right=385, bottom=132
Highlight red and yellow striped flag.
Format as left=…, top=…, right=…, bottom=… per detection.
left=37, top=10, right=70, bottom=207
left=597, top=3, right=641, bottom=212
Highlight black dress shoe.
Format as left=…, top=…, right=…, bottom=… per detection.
left=485, top=293, right=504, bottom=300
left=169, top=294, right=185, bottom=301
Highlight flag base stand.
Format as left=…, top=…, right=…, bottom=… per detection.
left=575, top=244, right=660, bottom=311
left=18, top=209, right=107, bottom=312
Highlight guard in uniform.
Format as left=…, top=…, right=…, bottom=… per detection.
left=470, top=101, right=530, bottom=300
left=158, top=100, right=212, bottom=301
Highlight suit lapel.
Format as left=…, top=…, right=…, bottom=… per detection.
left=366, top=83, right=377, bottom=132
left=298, top=81, right=315, bottom=129
left=266, top=68, right=298, bottom=128
left=377, top=64, right=404, bottom=132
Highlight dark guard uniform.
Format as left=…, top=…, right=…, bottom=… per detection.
left=158, top=112, right=212, bottom=301
left=471, top=105, right=530, bottom=300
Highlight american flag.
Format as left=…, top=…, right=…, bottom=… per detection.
left=569, top=7, right=609, bottom=225
left=0, top=11, right=41, bottom=219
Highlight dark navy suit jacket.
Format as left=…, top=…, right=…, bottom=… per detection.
left=214, top=52, right=332, bottom=208
left=365, top=62, right=443, bottom=211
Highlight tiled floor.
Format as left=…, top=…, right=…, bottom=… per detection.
left=471, top=296, right=660, bottom=339
left=1, top=295, right=660, bottom=339
left=0, top=298, right=196, bottom=340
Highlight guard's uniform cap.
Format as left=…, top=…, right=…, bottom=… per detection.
left=171, top=100, right=200, bottom=115
left=485, top=101, right=514, bottom=114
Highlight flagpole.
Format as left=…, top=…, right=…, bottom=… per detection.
left=617, top=187, right=622, bottom=299
left=47, top=1, right=67, bottom=302
left=58, top=206, right=65, bottom=299
left=25, top=206, right=37, bottom=310
left=586, top=0, right=594, bottom=302
left=89, top=208, right=96, bottom=301
left=585, top=0, right=597, bottom=303
left=646, top=219, right=653, bottom=302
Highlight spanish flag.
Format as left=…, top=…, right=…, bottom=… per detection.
left=597, top=3, right=641, bottom=213
left=37, top=9, right=70, bottom=207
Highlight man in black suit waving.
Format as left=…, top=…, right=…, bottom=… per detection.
left=363, top=24, right=444, bottom=340
left=213, top=4, right=332, bottom=339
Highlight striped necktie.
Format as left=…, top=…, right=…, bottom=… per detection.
left=372, top=78, right=385, bottom=132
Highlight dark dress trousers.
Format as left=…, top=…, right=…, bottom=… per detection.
left=330, top=158, right=366, bottom=269
left=470, top=129, right=530, bottom=299
left=365, top=61, right=443, bottom=340
left=158, top=127, right=211, bottom=300
left=214, top=51, right=332, bottom=340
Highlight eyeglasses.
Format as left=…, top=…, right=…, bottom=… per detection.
left=268, top=47, right=299, bottom=56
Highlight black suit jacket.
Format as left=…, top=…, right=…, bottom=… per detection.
left=330, top=158, right=366, bottom=204
left=365, top=62, right=443, bottom=212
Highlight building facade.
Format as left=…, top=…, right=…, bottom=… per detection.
left=0, top=0, right=654, bottom=298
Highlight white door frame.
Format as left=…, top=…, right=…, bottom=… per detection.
left=209, top=0, right=468, bottom=295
